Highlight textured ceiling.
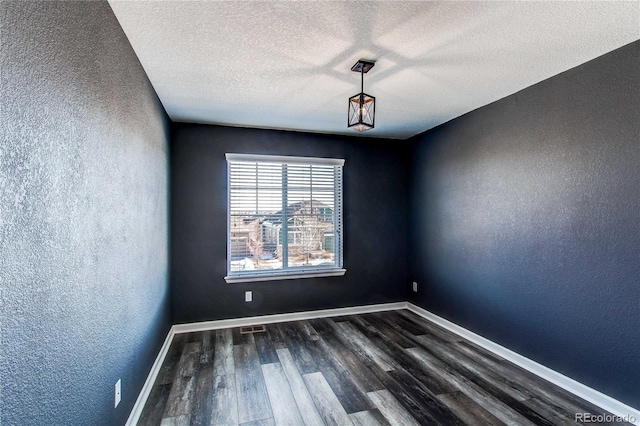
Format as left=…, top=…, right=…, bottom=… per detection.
left=107, top=1, right=639, bottom=139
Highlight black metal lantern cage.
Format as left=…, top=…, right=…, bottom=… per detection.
left=348, top=60, right=375, bottom=131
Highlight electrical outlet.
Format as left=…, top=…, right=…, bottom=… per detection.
left=245, top=291, right=252, bottom=302
left=412, top=282, right=418, bottom=292
left=114, top=379, right=121, bottom=408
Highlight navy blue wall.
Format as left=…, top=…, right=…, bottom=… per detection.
left=170, top=124, right=410, bottom=324
left=409, top=41, right=640, bottom=407
left=1, top=2, right=170, bottom=424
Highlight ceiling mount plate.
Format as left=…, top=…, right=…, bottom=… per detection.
left=351, top=60, right=375, bottom=73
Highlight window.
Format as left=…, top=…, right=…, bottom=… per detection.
left=225, top=153, right=345, bottom=283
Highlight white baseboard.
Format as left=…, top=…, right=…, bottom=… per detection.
left=407, top=302, right=640, bottom=425
left=127, top=301, right=638, bottom=426
left=172, top=301, right=407, bottom=334
left=125, top=327, right=176, bottom=426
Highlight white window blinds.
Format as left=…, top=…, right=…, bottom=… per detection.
left=225, top=154, right=345, bottom=282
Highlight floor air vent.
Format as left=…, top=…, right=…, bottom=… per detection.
left=240, top=325, right=266, bottom=334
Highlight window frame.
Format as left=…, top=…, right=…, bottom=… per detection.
left=224, top=153, right=346, bottom=283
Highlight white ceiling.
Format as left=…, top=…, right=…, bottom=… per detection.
left=107, top=1, right=639, bottom=140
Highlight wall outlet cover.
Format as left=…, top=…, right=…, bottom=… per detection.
left=412, top=282, right=418, bottom=292
left=245, top=291, right=252, bottom=302
left=115, top=379, right=121, bottom=408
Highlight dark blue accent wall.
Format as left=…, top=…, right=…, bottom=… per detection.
left=170, top=124, right=410, bottom=324
left=409, top=41, right=640, bottom=408
left=1, top=2, right=170, bottom=424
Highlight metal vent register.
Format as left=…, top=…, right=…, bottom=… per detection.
left=239, top=325, right=266, bottom=334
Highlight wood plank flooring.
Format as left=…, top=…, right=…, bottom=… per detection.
left=138, top=310, right=630, bottom=426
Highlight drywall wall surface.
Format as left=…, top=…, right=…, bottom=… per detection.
left=1, top=2, right=170, bottom=424
left=410, top=41, right=640, bottom=407
left=170, top=124, right=410, bottom=323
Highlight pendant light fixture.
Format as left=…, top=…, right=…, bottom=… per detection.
left=348, top=60, right=375, bottom=131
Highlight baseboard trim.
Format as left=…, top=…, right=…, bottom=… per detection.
left=125, top=326, right=176, bottom=426
left=172, top=301, right=407, bottom=334
left=407, top=302, right=640, bottom=425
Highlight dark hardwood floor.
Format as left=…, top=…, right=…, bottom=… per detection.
left=138, top=310, right=629, bottom=425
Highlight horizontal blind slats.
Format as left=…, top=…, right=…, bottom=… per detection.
left=227, top=155, right=343, bottom=275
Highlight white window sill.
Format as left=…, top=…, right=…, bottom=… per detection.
left=224, top=269, right=346, bottom=283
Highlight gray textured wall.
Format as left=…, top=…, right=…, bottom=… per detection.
left=410, top=41, right=640, bottom=407
left=1, top=2, right=170, bottom=425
